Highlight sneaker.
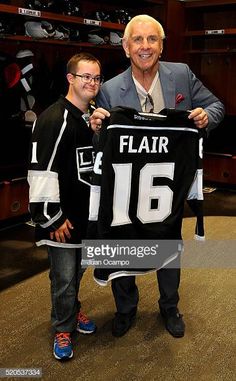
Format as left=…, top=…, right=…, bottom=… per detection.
left=53, top=332, right=73, bottom=360
left=77, top=311, right=96, bottom=334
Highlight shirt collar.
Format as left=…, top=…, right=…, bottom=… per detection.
left=132, top=70, right=159, bottom=97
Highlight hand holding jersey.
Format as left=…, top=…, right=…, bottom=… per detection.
left=188, top=107, right=209, bottom=129
left=90, top=107, right=110, bottom=133
left=90, top=104, right=209, bottom=133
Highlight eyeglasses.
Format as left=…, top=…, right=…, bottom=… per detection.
left=71, top=73, right=104, bottom=85
left=145, top=93, right=154, bottom=113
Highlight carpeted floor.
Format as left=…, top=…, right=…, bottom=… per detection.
left=0, top=190, right=236, bottom=380
left=0, top=224, right=48, bottom=291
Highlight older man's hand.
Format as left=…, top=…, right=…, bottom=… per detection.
left=188, top=107, right=208, bottom=129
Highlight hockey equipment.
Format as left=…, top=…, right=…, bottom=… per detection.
left=110, top=9, right=132, bottom=24
left=68, top=27, right=80, bottom=41
left=86, top=11, right=111, bottom=22
left=57, top=0, right=80, bottom=16
left=25, top=21, right=68, bottom=40
left=110, top=31, right=123, bottom=45
left=25, top=0, right=56, bottom=12
left=16, top=49, right=34, bottom=59
left=16, top=49, right=37, bottom=126
left=88, top=29, right=109, bottom=44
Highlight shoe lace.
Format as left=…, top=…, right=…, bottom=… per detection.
left=77, top=311, right=89, bottom=324
left=55, top=333, right=71, bottom=348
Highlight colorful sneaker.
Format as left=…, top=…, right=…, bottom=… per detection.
left=77, top=311, right=96, bottom=334
left=53, top=332, right=73, bottom=360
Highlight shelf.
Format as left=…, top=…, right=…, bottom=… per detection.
left=0, top=4, right=125, bottom=31
left=185, top=28, right=236, bottom=37
left=188, top=49, right=236, bottom=54
left=142, top=0, right=164, bottom=3
left=185, top=0, right=236, bottom=8
left=0, top=34, right=123, bottom=49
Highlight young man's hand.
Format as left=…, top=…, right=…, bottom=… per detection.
left=50, top=219, right=74, bottom=243
left=90, top=108, right=110, bottom=133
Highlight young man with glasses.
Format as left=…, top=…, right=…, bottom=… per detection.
left=28, top=52, right=103, bottom=360
left=90, top=15, right=224, bottom=339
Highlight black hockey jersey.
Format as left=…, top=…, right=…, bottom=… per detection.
left=28, top=96, right=95, bottom=247
left=87, top=107, right=204, bottom=283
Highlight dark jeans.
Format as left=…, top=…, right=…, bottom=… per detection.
left=111, top=256, right=181, bottom=314
left=47, top=246, right=85, bottom=333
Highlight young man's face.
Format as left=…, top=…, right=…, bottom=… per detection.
left=72, top=60, right=101, bottom=101
left=123, top=21, right=163, bottom=76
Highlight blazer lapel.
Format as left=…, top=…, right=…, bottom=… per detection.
left=159, top=62, right=176, bottom=109
left=119, top=67, right=142, bottom=111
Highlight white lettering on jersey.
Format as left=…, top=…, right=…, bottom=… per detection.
left=31, top=141, right=38, bottom=163
left=120, top=135, right=169, bottom=154
left=199, top=137, right=203, bottom=159
left=94, top=151, right=103, bottom=175
left=111, top=162, right=175, bottom=226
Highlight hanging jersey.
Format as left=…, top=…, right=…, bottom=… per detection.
left=88, top=106, right=204, bottom=284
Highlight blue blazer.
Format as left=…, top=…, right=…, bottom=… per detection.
left=97, top=62, right=225, bottom=132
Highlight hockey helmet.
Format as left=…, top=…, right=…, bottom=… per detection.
left=24, top=21, right=67, bottom=39
left=110, top=9, right=132, bottom=24
left=110, top=31, right=123, bottom=45
left=57, top=0, right=80, bottom=16
left=88, top=29, right=109, bottom=44
left=25, top=21, right=55, bottom=38
left=25, top=0, right=56, bottom=11
left=86, top=11, right=111, bottom=22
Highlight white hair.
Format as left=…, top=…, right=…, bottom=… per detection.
left=123, top=14, right=165, bottom=40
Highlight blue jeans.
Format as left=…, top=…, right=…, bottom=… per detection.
left=47, top=246, right=85, bottom=333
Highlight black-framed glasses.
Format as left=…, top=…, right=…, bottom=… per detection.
left=145, top=93, right=154, bottom=113
left=71, top=73, right=104, bottom=85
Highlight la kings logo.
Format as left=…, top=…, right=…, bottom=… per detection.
left=76, top=146, right=95, bottom=185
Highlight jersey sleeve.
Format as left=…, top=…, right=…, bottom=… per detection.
left=87, top=119, right=109, bottom=238
left=186, top=136, right=205, bottom=240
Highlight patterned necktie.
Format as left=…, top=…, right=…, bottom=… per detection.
left=145, top=93, right=154, bottom=112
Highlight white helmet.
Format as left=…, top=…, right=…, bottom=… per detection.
left=110, top=31, right=123, bottom=45
left=25, top=21, right=66, bottom=39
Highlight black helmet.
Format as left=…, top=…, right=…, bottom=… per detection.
left=57, top=0, right=80, bottom=16
left=110, top=9, right=132, bottom=24
left=25, top=0, right=56, bottom=11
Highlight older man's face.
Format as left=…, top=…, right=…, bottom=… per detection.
left=123, top=21, right=163, bottom=75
